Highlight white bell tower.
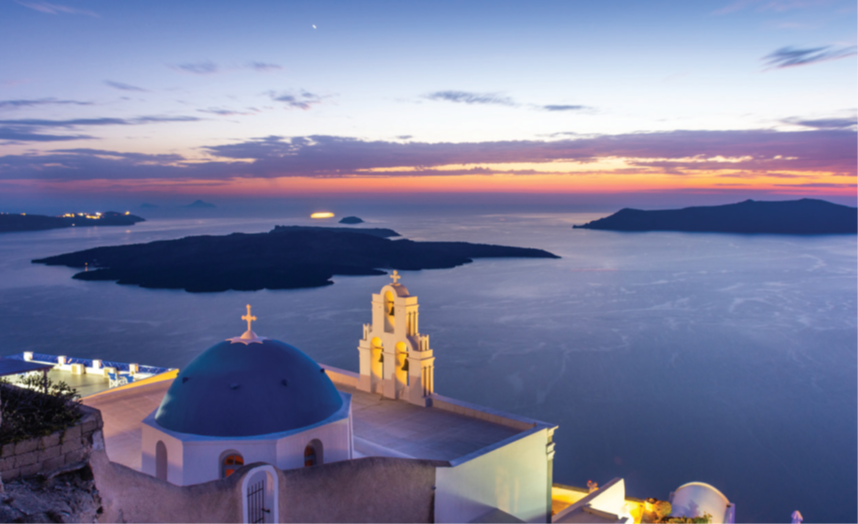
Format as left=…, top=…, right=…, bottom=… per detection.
left=357, top=271, right=435, bottom=406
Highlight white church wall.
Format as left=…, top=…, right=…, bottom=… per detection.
left=141, top=420, right=184, bottom=484
left=434, top=427, right=551, bottom=524
left=275, top=416, right=352, bottom=470
left=140, top=392, right=352, bottom=486
left=182, top=440, right=278, bottom=486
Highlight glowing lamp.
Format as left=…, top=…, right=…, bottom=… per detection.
left=310, top=212, right=335, bottom=219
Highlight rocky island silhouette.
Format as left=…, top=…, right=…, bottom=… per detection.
left=574, top=199, right=857, bottom=234
left=32, top=225, right=559, bottom=292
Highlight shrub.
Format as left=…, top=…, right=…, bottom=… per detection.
left=654, top=501, right=673, bottom=520
left=0, top=376, right=82, bottom=444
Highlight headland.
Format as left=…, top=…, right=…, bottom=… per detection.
left=573, top=199, right=857, bottom=234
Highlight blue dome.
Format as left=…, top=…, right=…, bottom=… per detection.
left=155, top=338, right=343, bottom=437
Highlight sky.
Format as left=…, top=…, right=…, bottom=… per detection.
left=0, top=0, right=855, bottom=211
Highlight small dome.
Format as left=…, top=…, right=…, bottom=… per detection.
left=155, top=339, right=343, bottom=437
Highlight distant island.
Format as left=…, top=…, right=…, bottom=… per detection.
left=183, top=200, right=216, bottom=209
left=0, top=211, right=145, bottom=234
left=32, top=226, right=559, bottom=292
left=339, top=216, right=364, bottom=224
left=573, top=199, right=857, bottom=234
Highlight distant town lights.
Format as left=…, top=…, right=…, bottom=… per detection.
left=310, top=212, right=335, bottom=219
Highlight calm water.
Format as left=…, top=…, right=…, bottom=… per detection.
left=0, top=212, right=855, bottom=523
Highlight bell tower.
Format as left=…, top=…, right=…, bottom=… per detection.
left=357, top=271, right=435, bottom=406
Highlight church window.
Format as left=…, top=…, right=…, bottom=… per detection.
left=304, top=439, right=324, bottom=467
left=222, top=453, right=244, bottom=478
left=304, top=446, right=316, bottom=467
left=155, top=441, right=167, bottom=481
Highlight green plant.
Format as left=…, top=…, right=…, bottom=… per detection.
left=15, top=374, right=80, bottom=400
left=0, top=376, right=82, bottom=444
left=654, top=501, right=672, bottom=520
left=662, top=512, right=713, bottom=524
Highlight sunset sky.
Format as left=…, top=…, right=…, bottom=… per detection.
left=0, top=0, right=855, bottom=210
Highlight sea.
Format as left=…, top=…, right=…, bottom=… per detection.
left=0, top=209, right=855, bottom=523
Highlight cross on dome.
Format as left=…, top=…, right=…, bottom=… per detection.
left=242, top=304, right=257, bottom=332
left=227, top=304, right=267, bottom=345
left=390, top=270, right=401, bottom=285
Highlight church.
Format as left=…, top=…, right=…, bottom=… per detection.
left=68, top=272, right=734, bottom=523
left=76, top=272, right=557, bottom=521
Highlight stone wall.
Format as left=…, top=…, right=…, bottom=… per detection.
left=89, top=450, right=244, bottom=523
left=279, top=456, right=442, bottom=523
left=0, top=404, right=102, bottom=482
left=88, top=449, right=442, bottom=523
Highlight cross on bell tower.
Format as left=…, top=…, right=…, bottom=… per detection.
left=390, top=270, right=401, bottom=284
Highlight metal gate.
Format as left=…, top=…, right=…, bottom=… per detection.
left=247, top=479, right=268, bottom=523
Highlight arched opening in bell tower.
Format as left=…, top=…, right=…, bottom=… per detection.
left=370, top=337, right=383, bottom=392
left=395, top=341, right=408, bottom=392
left=384, top=290, right=395, bottom=333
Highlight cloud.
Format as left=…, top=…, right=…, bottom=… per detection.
left=0, top=116, right=201, bottom=129
left=266, top=91, right=324, bottom=110
left=14, top=0, right=99, bottom=17
left=104, top=80, right=148, bottom=92
left=781, top=116, right=857, bottom=129
left=0, top=98, right=92, bottom=110
left=131, top=116, right=201, bottom=124
left=247, top=62, right=282, bottom=72
left=541, top=105, right=587, bottom=112
left=172, top=61, right=218, bottom=75
left=53, top=149, right=185, bottom=162
left=762, top=45, right=857, bottom=69
left=424, top=91, right=589, bottom=112
left=197, top=108, right=258, bottom=116
left=0, top=149, right=195, bottom=178
left=197, top=129, right=856, bottom=178
left=424, top=91, right=517, bottom=106
left=0, top=127, right=92, bottom=142
left=0, top=118, right=127, bottom=127
left=1, top=129, right=853, bottom=180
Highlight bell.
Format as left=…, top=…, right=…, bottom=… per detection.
left=401, top=359, right=409, bottom=372
left=378, top=353, right=384, bottom=363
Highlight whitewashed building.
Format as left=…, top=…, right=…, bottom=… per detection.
left=97, top=274, right=559, bottom=522
left=141, top=308, right=353, bottom=486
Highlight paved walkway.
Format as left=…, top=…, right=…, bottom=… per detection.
left=82, top=380, right=171, bottom=470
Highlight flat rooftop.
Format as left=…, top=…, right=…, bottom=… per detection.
left=84, top=379, right=523, bottom=470
left=342, top=384, right=521, bottom=461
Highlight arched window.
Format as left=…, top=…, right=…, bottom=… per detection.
left=155, top=441, right=167, bottom=481
left=304, top=439, right=323, bottom=467
left=304, top=445, right=316, bottom=467
left=222, top=453, right=244, bottom=478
